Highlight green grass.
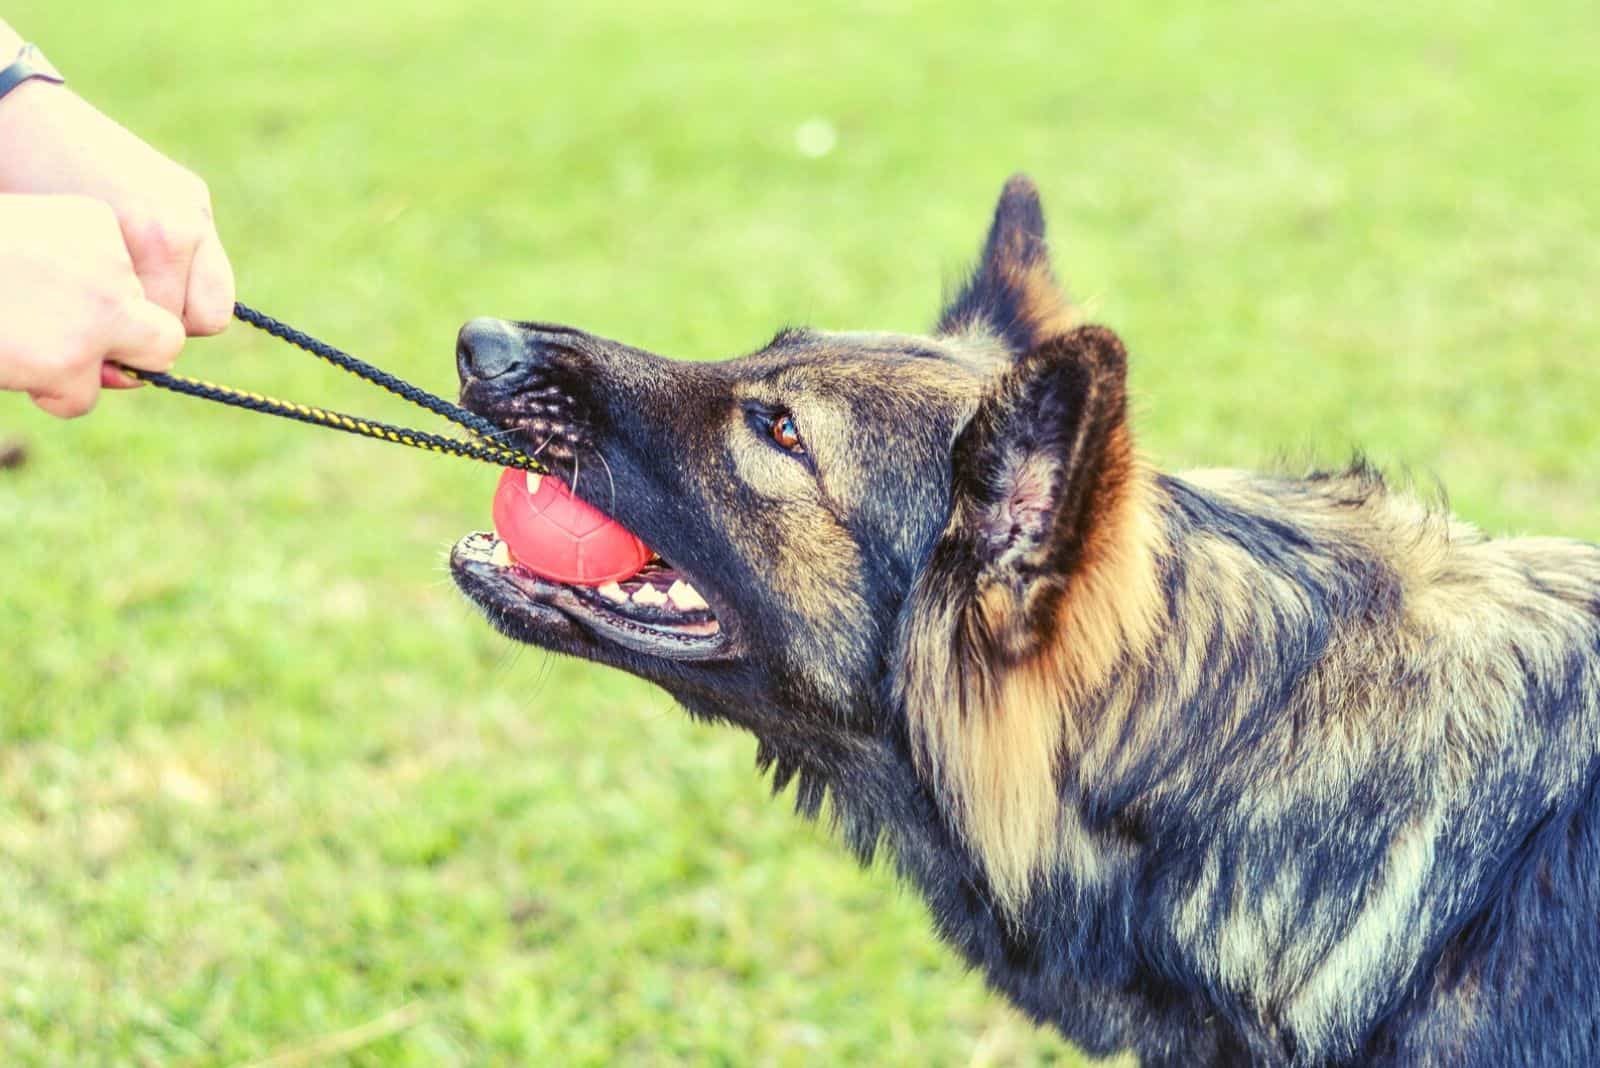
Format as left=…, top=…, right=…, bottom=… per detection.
left=2, top=2, right=1598, bottom=1064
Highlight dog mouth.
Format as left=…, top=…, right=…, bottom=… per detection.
left=449, top=474, right=732, bottom=663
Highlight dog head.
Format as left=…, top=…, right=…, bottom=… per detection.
left=450, top=177, right=1140, bottom=844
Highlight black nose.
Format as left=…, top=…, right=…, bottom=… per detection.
left=456, top=318, right=525, bottom=383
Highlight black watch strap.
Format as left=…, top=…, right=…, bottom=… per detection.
left=0, top=43, right=65, bottom=103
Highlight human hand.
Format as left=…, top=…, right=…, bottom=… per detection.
left=0, top=74, right=235, bottom=336
left=0, top=194, right=185, bottom=418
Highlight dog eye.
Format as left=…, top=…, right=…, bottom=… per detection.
left=770, top=412, right=805, bottom=454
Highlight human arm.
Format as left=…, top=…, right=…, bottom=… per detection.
left=0, top=19, right=235, bottom=335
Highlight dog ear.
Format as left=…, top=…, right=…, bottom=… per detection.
left=937, top=174, right=1075, bottom=352
left=897, top=325, right=1147, bottom=911
left=935, top=324, right=1132, bottom=649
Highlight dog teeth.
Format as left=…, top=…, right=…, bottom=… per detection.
left=525, top=471, right=543, bottom=495
left=667, top=580, right=708, bottom=611
left=489, top=540, right=512, bottom=567
left=631, top=584, right=668, bottom=608
left=598, top=581, right=628, bottom=604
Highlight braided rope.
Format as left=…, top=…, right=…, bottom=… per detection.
left=121, top=303, right=547, bottom=473
left=229, top=303, right=509, bottom=442
left=129, top=369, right=541, bottom=470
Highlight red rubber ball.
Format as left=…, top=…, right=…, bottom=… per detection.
left=491, top=467, right=651, bottom=586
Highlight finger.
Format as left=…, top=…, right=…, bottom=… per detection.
left=104, top=296, right=186, bottom=373
left=101, top=363, right=146, bottom=390
left=29, top=379, right=100, bottom=419
left=120, top=208, right=198, bottom=322
left=182, top=223, right=236, bottom=336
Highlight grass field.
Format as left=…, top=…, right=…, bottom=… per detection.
left=2, top=2, right=1598, bottom=1064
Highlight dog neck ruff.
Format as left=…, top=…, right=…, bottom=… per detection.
left=123, top=303, right=653, bottom=585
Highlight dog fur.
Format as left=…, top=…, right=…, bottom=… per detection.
left=451, top=176, right=1600, bottom=1066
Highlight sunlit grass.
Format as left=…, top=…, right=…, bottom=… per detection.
left=2, top=1, right=1596, bottom=1063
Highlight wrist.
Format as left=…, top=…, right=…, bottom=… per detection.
left=0, top=37, right=66, bottom=121
left=0, top=72, right=68, bottom=119
left=0, top=47, right=72, bottom=179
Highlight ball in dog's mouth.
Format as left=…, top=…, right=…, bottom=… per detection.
left=450, top=469, right=724, bottom=655
left=491, top=468, right=652, bottom=586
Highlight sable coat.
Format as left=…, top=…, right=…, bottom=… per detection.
left=452, top=176, right=1600, bottom=1066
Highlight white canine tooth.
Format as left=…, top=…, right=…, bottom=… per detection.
left=489, top=540, right=512, bottom=567
left=598, top=581, right=628, bottom=604
left=667, top=580, right=708, bottom=611
left=525, top=471, right=543, bottom=495
left=631, top=583, right=668, bottom=607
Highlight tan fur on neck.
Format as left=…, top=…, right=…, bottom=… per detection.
left=903, top=429, right=1164, bottom=911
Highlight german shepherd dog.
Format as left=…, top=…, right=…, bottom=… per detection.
left=449, top=176, right=1600, bottom=1066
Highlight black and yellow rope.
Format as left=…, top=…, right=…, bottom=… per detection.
left=120, top=303, right=547, bottom=473
left=122, top=367, right=542, bottom=470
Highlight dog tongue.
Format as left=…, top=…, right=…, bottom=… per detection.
left=491, top=467, right=651, bottom=585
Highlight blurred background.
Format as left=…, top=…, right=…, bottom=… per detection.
left=2, top=2, right=1596, bottom=1064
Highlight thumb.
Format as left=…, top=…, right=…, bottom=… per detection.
left=105, top=295, right=186, bottom=373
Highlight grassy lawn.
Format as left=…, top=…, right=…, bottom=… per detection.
left=2, top=2, right=1597, bottom=1064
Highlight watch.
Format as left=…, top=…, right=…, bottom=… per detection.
left=0, top=43, right=65, bottom=104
